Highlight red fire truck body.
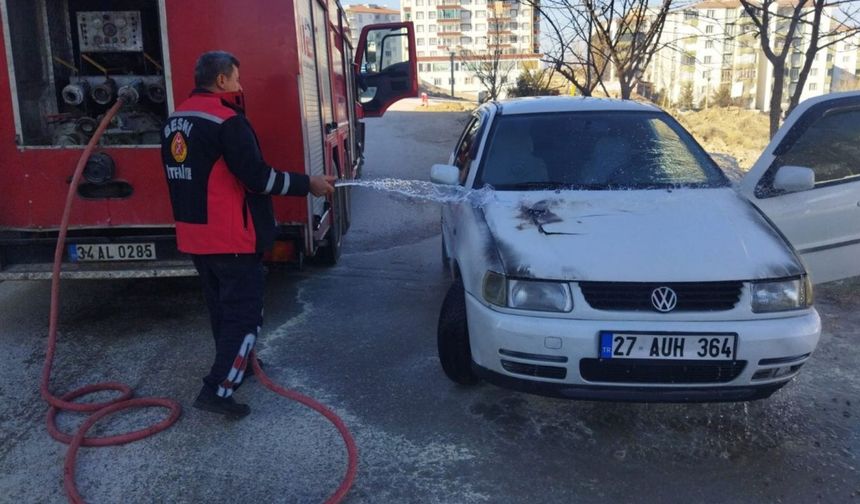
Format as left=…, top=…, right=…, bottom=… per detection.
left=0, top=0, right=416, bottom=279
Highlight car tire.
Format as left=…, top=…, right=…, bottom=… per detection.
left=437, top=280, right=479, bottom=385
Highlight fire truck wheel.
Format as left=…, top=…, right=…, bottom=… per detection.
left=437, top=280, right=479, bottom=386
left=318, top=192, right=343, bottom=266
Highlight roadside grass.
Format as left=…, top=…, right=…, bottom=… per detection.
left=415, top=101, right=477, bottom=112
left=669, top=107, right=770, bottom=171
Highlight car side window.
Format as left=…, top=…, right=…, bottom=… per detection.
left=762, top=108, right=860, bottom=195
left=453, top=114, right=483, bottom=184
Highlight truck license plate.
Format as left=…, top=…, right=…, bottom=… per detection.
left=68, top=243, right=157, bottom=262
left=599, top=332, right=737, bottom=361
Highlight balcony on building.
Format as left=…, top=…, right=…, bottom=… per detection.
left=436, top=1, right=461, bottom=8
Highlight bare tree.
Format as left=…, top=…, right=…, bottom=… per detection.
left=586, top=0, right=675, bottom=99
left=525, top=0, right=612, bottom=96
left=458, top=1, right=526, bottom=100
left=738, top=0, right=860, bottom=137
left=459, top=49, right=518, bottom=100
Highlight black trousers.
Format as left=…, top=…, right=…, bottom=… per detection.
left=191, top=253, right=264, bottom=398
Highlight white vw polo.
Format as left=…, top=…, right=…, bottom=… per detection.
left=433, top=93, right=860, bottom=402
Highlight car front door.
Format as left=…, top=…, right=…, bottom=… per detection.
left=442, top=111, right=489, bottom=272
left=740, top=91, right=860, bottom=284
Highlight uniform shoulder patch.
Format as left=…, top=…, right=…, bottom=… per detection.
left=171, top=132, right=188, bottom=163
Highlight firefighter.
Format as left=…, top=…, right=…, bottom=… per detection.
left=161, top=51, right=335, bottom=419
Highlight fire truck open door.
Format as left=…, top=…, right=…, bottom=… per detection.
left=354, top=22, right=417, bottom=118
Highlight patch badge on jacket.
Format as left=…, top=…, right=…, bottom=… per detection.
left=171, top=133, right=188, bottom=163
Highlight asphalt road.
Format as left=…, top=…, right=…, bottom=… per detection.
left=1, top=102, right=858, bottom=503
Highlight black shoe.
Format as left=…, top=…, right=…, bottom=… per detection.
left=193, top=386, right=251, bottom=419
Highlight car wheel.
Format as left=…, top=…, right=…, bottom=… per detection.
left=437, top=280, right=479, bottom=385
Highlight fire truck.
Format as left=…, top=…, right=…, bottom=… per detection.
left=0, top=0, right=417, bottom=280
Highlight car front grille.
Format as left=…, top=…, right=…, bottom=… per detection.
left=579, top=358, right=746, bottom=384
left=579, top=281, right=743, bottom=312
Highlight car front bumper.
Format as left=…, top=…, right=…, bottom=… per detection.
left=465, top=293, right=821, bottom=402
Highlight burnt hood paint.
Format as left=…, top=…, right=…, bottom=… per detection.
left=480, top=189, right=805, bottom=282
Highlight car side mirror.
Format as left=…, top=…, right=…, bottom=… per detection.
left=773, top=165, right=815, bottom=193
left=431, top=164, right=460, bottom=185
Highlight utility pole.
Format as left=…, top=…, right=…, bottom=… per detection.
left=449, top=51, right=455, bottom=97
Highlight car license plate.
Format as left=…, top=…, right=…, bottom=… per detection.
left=68, top=243, right=157, bottom=262
left=599, top=332, right=737, bottom=361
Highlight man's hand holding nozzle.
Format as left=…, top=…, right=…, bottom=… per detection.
left=310, top=175, right=337, bottom=197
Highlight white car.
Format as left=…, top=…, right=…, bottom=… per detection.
left=433, top=94, right=860, bottom=402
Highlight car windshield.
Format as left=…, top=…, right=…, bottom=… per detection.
left=476, top=111, right=729, bottom=190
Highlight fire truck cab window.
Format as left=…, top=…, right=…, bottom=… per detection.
left=4, top=0, right=168, bottom=146
left=358, top=27, right=410, bottom=105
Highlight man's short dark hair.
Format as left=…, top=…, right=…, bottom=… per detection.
left=194, top=51, right=240, bottom=88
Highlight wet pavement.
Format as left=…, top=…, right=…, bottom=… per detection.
left=0, top=103, right=858, bottom=503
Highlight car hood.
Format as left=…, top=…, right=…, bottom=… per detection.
left=480, top=188, right=804, bottom=282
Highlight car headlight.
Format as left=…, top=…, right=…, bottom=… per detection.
left=751, top=275, right=813, bottom=313
left=482, top=271, right=573, bottom=312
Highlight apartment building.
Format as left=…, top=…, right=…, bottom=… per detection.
left=345, top=4, right=403, bottom=70
left=346, top=4, right=401, bottom=43
left=642, top=0, right=859, bottom=111
left=401, top=0, right=541, bottom=98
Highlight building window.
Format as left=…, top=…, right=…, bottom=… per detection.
left=707, top=9, right=715, bottom=18
left=417, top=25, right=424, bottom=32
left=476, top=10, right=486, bottom=18
left=705, top=40, right=713, bottom=49
left=429, top=11, right=436, bottom=19
left=704, top=56, right=711, bottom=64
left=429, top=37, right=437, bottom=45
left=417, top=38, right=425, bottom=45
left=416, top=0, right=424, bottom=5
left=810, top=67, right=817, bottom=76
left=809, top=83, right=817, bottom=91
left=684, top=10, right=697, bottom=20
left=429, top=24, right=437, bottom=31
left=434, top=78, right=442, bottom=86
left=705, top=25, right=714, bottom=34
left=476, top=23, right=486, bottom=30
left=464, top=77, right=474, bottom=84
left=460, top=23, right=472, bottom=31
left=429, top=0, right=436, bottom=5
left=416, top=12, right=424, bottom=19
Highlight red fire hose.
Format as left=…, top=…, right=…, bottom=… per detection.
left=42, top=98, right=357, bottom=503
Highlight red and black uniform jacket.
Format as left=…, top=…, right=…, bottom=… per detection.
left=161, top=89, right=310, bottom=254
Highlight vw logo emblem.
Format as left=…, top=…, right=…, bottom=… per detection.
left=651, top=286, right=678, bottom=312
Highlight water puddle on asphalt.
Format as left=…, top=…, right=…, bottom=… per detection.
left=335, top=178, right=496, bottom=206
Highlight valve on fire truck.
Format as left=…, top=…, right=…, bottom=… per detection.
left=91, top=79, right=118, bottom=106
left=62, top=82, right=90, bottom=107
